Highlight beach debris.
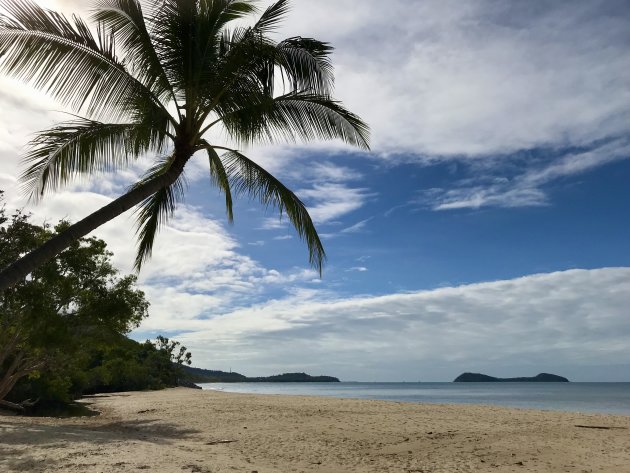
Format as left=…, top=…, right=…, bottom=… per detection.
left=183, top=465, right=210, bottom=473
left=205, top=439, right=237, bottom=445
left=574, top=425, right=627, bottom=430
left=137, top=409, right=157, bottom=414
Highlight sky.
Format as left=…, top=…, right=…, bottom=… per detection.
left=1, top=0, right=629, bottom=381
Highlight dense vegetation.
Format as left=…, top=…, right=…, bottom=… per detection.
left=0, top=194, right=191, bottom=412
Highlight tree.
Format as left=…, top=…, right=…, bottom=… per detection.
left=0, top=200, right=149, bottom=410
left=150, top=335, right=192, bottom=385
left=153, top=335, right=192, bottom=367
left=0, top=0, right=369, bottom=292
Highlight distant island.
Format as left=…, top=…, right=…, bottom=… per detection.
left=181, top=366, right=340, bottom=383
left=453, top=372, right=569, bottom=382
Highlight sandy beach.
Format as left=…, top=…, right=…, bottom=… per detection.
left=1, top=387, right=629, bottom=472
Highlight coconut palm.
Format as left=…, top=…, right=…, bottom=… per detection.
left=0, top=0, right=369, bottom=291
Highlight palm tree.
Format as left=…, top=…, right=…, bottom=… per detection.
left=0, top=0, right=369, bottom=291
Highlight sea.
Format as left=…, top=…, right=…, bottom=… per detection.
left=199, top=382, right=630, bottom=415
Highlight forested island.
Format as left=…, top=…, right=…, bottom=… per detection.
left=454, top=372, right=569, bottom=382
left=181, top=366, right=339, bottom=383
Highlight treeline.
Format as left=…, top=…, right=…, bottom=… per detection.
left=181, top=366, right=339, bottom=383
left=0, top=193, right=190, bottom=412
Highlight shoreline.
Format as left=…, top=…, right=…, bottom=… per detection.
left=200, top=381, right=630, bottom=416
left=2, top=387, right=630, bottom=472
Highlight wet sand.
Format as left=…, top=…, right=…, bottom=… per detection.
left=1, top=387, right=629, bottom=472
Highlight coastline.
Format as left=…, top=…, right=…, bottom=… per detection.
left=2, top=387, right=629, bottom=472
left=200, top=381, right=630, bottom=415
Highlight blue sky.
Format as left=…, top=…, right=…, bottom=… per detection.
left=201, top=148, right=630, bottom=293
left=0, top=0, right=629, bottom=381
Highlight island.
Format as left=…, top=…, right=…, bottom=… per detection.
left=453, top=372, right=569, bottom=382
left=181, top=366, right=340, bottom=383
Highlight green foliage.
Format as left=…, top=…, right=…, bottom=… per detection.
left=0, top=201, right=191, bottom=408
left=153, top=335, right=192, bottom=367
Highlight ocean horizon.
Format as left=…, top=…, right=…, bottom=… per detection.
left=200, top=381, right=630, bottom=415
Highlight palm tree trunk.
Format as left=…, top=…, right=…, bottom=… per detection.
left=0, top=157, right=188, bottom=293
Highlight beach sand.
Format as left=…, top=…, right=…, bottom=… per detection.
left=1, top=387, right=629, bottom=472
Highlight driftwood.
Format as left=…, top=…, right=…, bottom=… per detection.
left=0, top=399, right=25, bottom=412
left=575, top=425, right=628, bottom=430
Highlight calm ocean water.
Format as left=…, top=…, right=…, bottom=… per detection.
left=200, top=382, right=630, bottom=415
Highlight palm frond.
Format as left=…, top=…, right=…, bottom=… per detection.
left=221, top=149, right=325, bottom=273
left=0, top=0, right=169, bottom=122
left=92, top=0, right=174, bottom=102
left=192, top=0, right=261, bottom=114
left=132, top=156, right=185, bottom=270
left=20, top=118, right=167, bottom=200
left=198, top=0, right=259, bottom=31
left=253, top=0, right=289, bottom=34
left=220, top=92, right=370, bottom=149
left=197, top=0, right=287, bottom=103
left=276, top=37, right=334, bottom=94
left=205, top=144, right=234, bottom=223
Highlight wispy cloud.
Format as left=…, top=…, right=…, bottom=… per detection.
left=418, top=139, right=630, bottom=210
left=341, top=217, right=373, bottom=234
left=297, top=183, right=373, bottom=224
left=273, top=235, right=293, bottom=241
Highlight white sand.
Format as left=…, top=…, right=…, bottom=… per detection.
left=1, top=387, right=630, bottom=472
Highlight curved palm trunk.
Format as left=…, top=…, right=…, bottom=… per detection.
left=0, top=156, right=189, bottom=293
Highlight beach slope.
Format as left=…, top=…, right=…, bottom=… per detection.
left=1, top=387, right=629, bottom=472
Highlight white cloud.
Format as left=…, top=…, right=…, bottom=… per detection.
left=279, top=0, right=630, bottom=158
left=307, top=162, right=363, bottom=183
left=421, top=139, right=630, bottom=210
left=273, top=234, right=293, bottom=241
left=341, top=218, right=372, bottom=234
left=170, top=267, right=630, bottom=381
left=297, top=183, right=373, bottom=224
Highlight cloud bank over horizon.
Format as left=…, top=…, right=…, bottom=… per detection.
left=169, top=267, right=630, bottom=382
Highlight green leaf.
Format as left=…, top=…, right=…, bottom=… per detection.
left=221, top=91, right=370, bottom=149
left=222, top=149, right=326, bottom=274
left=92, top=0, right=174, bottom=101
left=205, top=145, right=234, bottom=223
left=132, top=157, right=186, bottom=271
left=20, top=118, right=167, bottom=200
left=253, top=0, right=290, bottom=34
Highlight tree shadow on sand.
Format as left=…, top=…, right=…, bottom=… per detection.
left=0, top=416, right=205, bottom=472
left=1, top=417, right=203, bottom=446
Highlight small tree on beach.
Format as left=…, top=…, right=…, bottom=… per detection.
left=0, top=0, right=369, bottom=291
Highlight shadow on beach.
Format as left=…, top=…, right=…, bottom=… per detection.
left=0, top=417, right=203, bottom=446
left=0, top=415, right=205, bottom=472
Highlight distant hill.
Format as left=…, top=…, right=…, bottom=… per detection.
left=181, top=366, right=339, bottom=383
left=453, top=372, right=569, bottom=382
